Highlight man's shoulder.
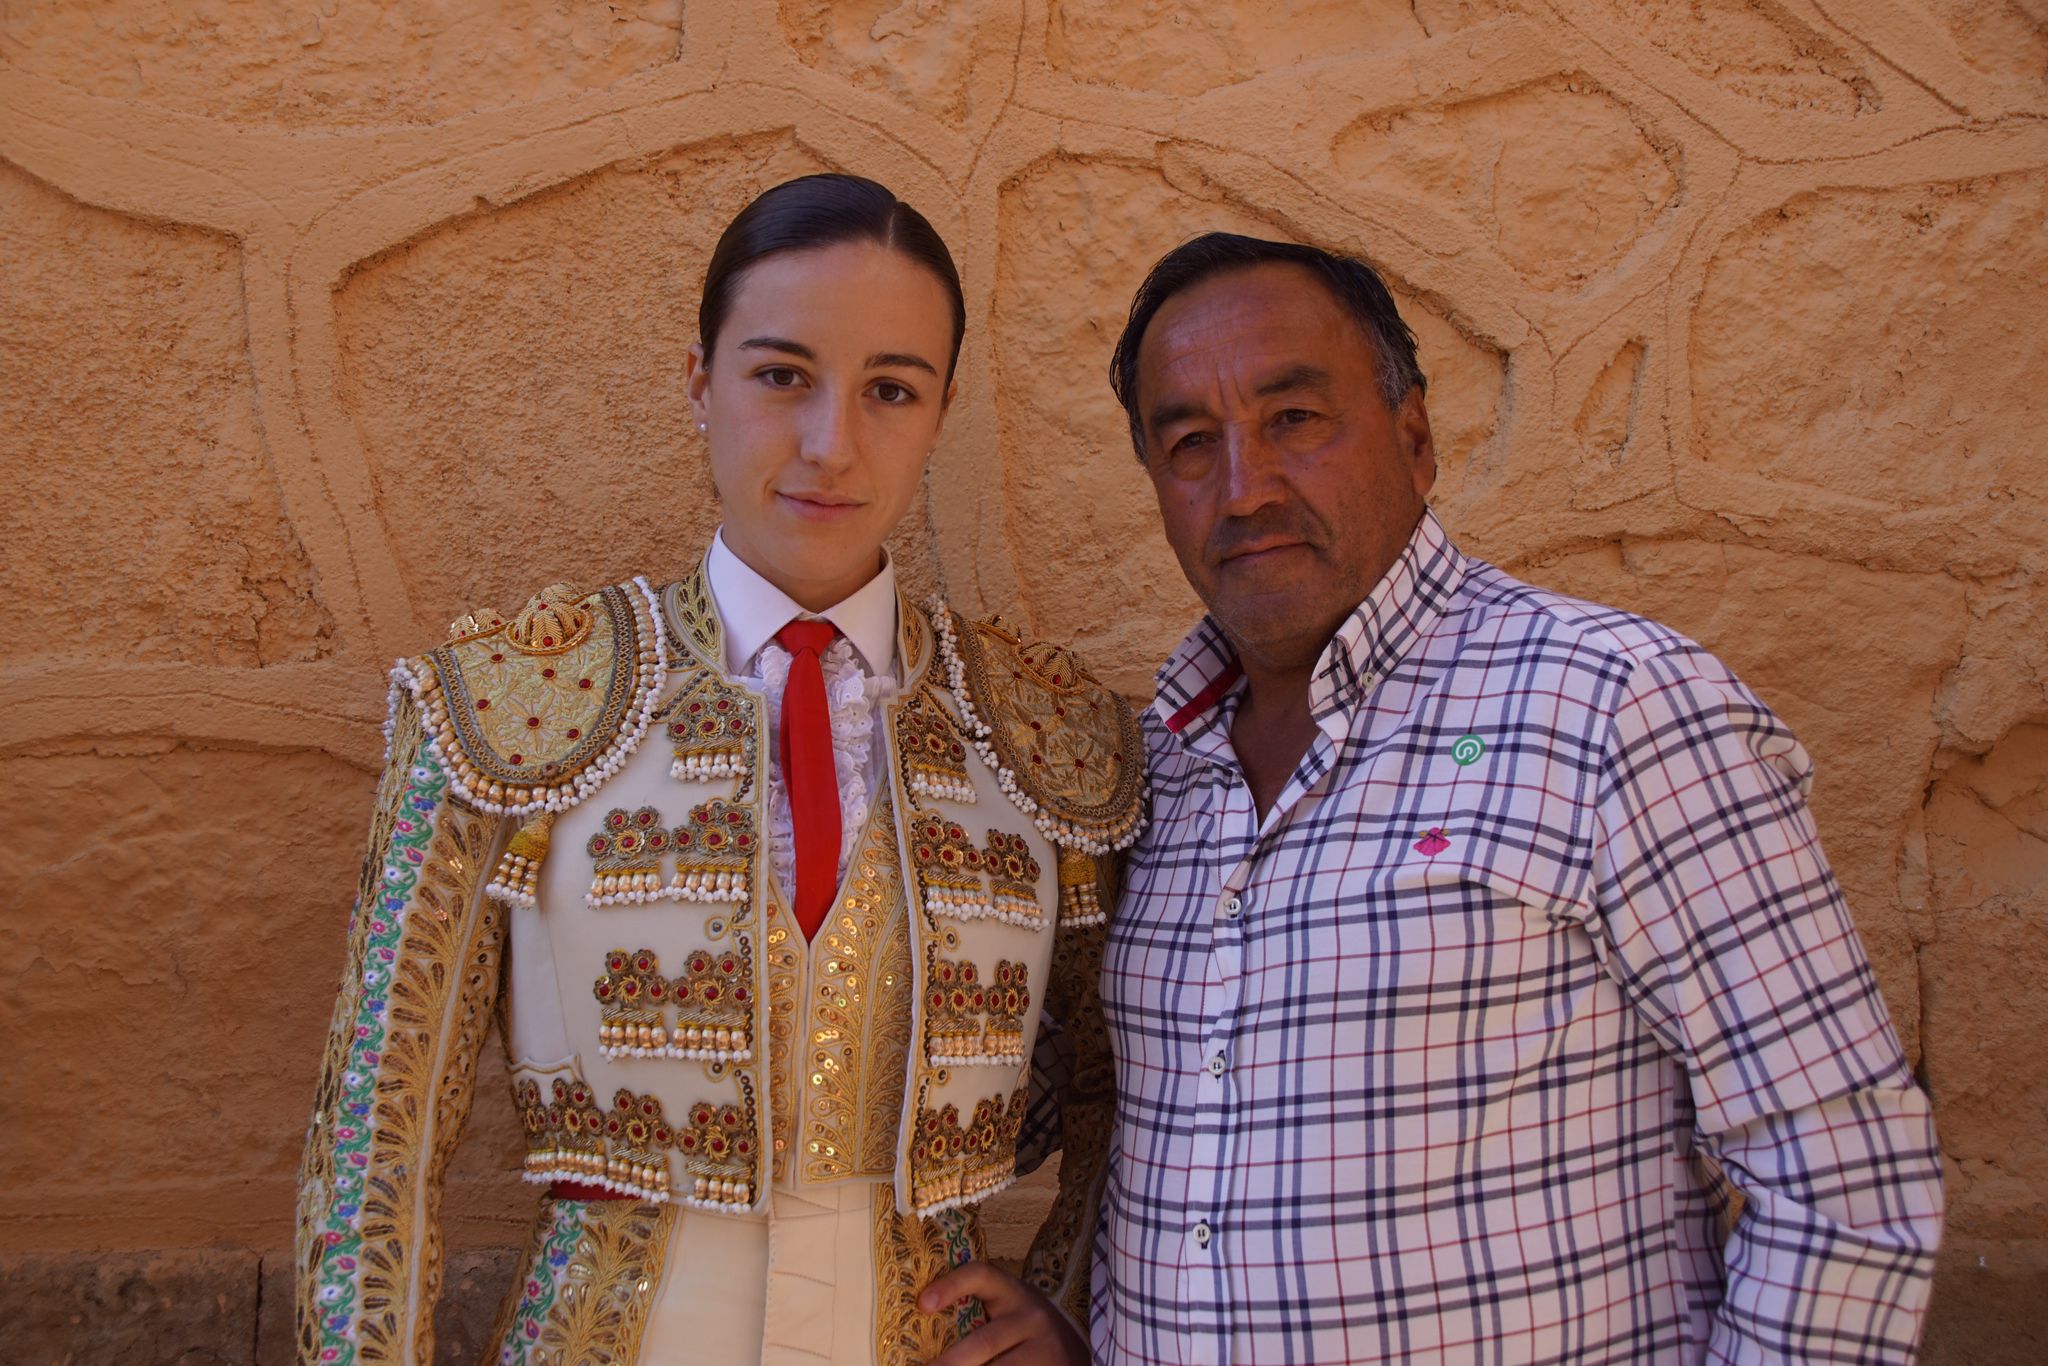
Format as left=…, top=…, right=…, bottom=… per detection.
left=1455, top=559, right=1698, bottom=675
left=395, top=576, right=666, bottom=815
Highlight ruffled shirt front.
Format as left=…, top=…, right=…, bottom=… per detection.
left=703, top=531, right=901, bottom=907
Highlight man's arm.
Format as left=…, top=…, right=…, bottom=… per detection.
left=294, top=686, right=509, bottom=1364
left=1589, top=646, right=1943, bottom=1362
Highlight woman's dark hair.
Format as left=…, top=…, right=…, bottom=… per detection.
left=1108, top=232, right=1426, bottom=461
left=698, top=173, right=967, bottom=381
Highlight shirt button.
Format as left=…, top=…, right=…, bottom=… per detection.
left=1206, top=1053, right=1227, bottom=1077
left=1193, top=1220, right=1212, bottom=1248
left=1222, top=894, right=1242, bottom=920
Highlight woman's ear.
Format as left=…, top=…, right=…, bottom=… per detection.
left=686, top=342, right=711, bottom=427
left=924, top=376, right=960, bottom=456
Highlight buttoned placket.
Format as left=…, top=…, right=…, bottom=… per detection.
left=1169, top=660, right=1361, bottom=1364
left=1173, top=702, right=1350, bottom=1366
left=1175, top=754, right=1251, bottom=1363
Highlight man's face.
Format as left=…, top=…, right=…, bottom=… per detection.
left=1135, top=262, right=1436, bottom=669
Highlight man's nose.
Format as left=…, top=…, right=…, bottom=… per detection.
left=1217, top=424, right=1286, bottom=517
left=798, top=388, right=860, bottom=472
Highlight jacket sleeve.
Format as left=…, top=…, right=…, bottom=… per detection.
left=295, top=682, right=510, bottom=1365
left=1019, top=850, right=1121, bottom=1329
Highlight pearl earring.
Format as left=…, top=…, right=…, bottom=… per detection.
left=697, top=421, right=707, bottom=433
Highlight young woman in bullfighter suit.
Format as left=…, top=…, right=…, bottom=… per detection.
left=295, top=174, right=1142, bottom=1365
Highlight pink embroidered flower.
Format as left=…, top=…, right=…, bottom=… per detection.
left=1414, top=828, right=1451, bottom=857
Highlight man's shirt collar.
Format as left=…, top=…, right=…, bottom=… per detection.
left=1151, top=506, right=1467, bottom=754
left=704, top=528, right=900, bottom=679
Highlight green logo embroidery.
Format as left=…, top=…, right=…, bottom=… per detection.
left=1451, top=734, right=1485, bottom=766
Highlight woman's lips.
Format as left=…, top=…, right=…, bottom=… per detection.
left=777, top=491, right=864, bottom=522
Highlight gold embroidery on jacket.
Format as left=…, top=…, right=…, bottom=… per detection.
left=670, top=797, right=757, bottom=902
left=871, top=1185, right=988, bottom=1364
left=765, top=906, right=800, bottom=1181
left=368, top=778, right=501, bottom=1362
left=585, top=806, right=671, bottom=905
left=593, top=946, right=756, bottom=1062
left=896, top=685, right=976, bottom=805
left=803, top=793, right=916, bottom=1183
left=533, top=1199, right=677, bottom=1366
left=486, top=809, right=554, bottom=908
left=907, top=1087, right=1029, bottom=1217
left=417, top=581, right=658, bottom=805
left=661, top=669, right=756, bottom=782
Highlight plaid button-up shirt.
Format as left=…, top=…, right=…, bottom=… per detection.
left=1091, top=508, right=1942, bottom=1364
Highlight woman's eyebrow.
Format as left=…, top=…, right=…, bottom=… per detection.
left=738, top=336, right=815, bottom=359
left=867, top=351, right=939, bottom=376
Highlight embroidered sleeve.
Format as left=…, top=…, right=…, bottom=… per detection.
left=294, top=681, right=511, bottom=1365
left=1019, top=850, right=1120, bottom=1329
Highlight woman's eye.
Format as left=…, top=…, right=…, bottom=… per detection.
left=761, top=367, right=804, bottom=388
left=873, top=380, right=914, bottom=404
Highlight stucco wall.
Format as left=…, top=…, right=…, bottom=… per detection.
left=2, top=2, right=2043, bottom=1360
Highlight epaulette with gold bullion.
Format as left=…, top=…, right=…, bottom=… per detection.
left=928, top=602, right=1146, bottom=859
left=391, top=578, right=667, bottom=816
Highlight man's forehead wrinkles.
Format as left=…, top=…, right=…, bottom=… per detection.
left=1154, top=344, right=1320, bottom=402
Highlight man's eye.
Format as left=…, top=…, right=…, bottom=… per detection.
left=1275, top=408, right=1316, bottom=426
left=1171, top=431, right=1213, bottom=454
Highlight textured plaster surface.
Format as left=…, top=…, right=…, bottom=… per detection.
left=2, top=0, right=2043, bottom=1359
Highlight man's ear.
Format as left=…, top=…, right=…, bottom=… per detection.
left=1397, top=388, right=1437, bottom=497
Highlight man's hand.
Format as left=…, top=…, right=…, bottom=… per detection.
left=918, top=1260, right=1088, bottom=1365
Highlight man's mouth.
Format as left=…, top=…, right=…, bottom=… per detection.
left=1218, top=538, right=1308, bottom=566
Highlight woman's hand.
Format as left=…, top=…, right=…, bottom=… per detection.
left=919, top=1260, right=1089, bottom=1365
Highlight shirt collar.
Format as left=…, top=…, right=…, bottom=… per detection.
left=1152, top=506, right=1467, bottom=752
left=704, top=528, right=900, bottom=679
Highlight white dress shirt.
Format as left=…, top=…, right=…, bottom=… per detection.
left=703, top=529, right=901, bottom=906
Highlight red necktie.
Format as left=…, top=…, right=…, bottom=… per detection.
left=775, top=620, right=841, bottom=940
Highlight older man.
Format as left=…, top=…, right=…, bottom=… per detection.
left=1089, top=233, right=1945, bottom=1364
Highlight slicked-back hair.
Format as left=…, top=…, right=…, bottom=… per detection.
left=1108, top=232, right=1426, bottom=461
left=699, top=173, right=967, bottom=381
